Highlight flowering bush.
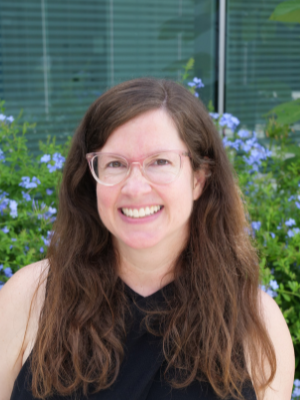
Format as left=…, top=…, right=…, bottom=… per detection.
left=210, top=113, right=300, bottom=397
left=1, top=88, right=300, bottom=395
left=0, top=101, right=68, bottom=288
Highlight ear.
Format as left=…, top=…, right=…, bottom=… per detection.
left=193, top=169, right=206, bottom=201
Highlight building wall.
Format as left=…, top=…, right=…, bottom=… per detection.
left=0, top=0, right=216, bottom=151
left=0, top=0, right=298, bottom=150
left=226, top=0, right=300, bottom=142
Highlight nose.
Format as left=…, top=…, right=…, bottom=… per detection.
left=121, top=162, right=152, bottom=196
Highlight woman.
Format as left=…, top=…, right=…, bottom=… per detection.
left=0, top=78, right=294, bottom=400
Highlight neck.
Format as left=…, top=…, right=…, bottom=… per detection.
left=115, top=236, right=186, bottom=297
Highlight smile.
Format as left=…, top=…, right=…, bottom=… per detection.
left=121, top=205, right=163, bottom=218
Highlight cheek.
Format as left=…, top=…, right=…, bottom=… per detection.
left=96, top=185, right=116, bottom=220
left=168, top=176, right=194, bottom=218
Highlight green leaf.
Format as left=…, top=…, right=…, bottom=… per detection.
left=269, top=0, right=300, bottom=23
left=181, top=57, right=195, bottom=82
left=282, top=292, right=292, bottom=302
left=264, top=99, right=300, bottom=125
left=259, top=257, right=266, bottom=269
left=288, top=281, right=300, bottom=292
left=208, top=100, right=214, bottom=112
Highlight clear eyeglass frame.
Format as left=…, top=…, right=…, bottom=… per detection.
left=86, top=150, right=191, bottom=186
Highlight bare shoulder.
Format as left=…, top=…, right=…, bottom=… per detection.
left=0, top=260, right=49, bottom=400
left=0, top=260, right=48, bottom=319
left=257, top=289, right=295, bottom=400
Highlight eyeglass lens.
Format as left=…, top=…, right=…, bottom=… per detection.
left=91, top=152, right=181, bottom=185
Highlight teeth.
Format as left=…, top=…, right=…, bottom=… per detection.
left=139, top=208, right=145, bottom=217
left=122, top=206, right=161, bottom=218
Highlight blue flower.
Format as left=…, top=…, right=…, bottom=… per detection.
left=293, top=387, right=300, bottom=398
left=1, top=226, right=9, bottom=233
left=269, top=280, right=279, bottom=291
left=288, top=195, right=296, bottom=202
left=287, top=229, right=294, bottom=238
left=53, top=152, right=65, bottom=167
left=9, top=200, right=18, bottom=218
left=40, top=247, right=44, bottom=253
left=240, top=132, right=258, bottom=151
left=45, top=206, right=56, bottom=220
left=40, top=154, right=51, bottom=163
left=4, top=267, right=13, bottom=278
left=243, top=144, right=272, bottom=168
left=22, top=191, right=31, bottom=202
left=0, top=192, right=9, bottom=214
left=19, top=176, right=41, bottom=189
left=237, top=129, right=250, bottom=138
left=219, top=113, right=240, bottom=131
left=46, top=189, right=53, bottom=195
left=251, top=221, right=261, bottom=231
left=188, top=77, right=204, bottom=89
left=209, top=112, right=219, bottom=120
left=0, top=148, right=5, bottom=162
left=0, top=264, right=3, bottom=271
left=0, top=191, right=9, bottom=200
left=42, top=230, right=53, bottom=247
left=222, top=137, right=244, bottom=151
left=294, top=379, right=300, bottom=387
left=285, top=218, right=296, bottom=227
left=47, top=164, right=56, bottom=173
left=288, top=228, right=300, bottom=238
left=0, top=114, right=14, bottom=123
left=270, top=232, right=275, bottom=239
left=47, top=152, right=65, bottom=173
left=42, top=236, right=49, bottom=246
left=260, top=284, right=277, bottom=298
left=39, top=206, right=57, bottom=220
left=296, top=201, right=300, bottom=209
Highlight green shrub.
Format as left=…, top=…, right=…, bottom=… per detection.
left=0, top=101, right=68, bottom=281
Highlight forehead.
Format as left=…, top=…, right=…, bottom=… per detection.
left=100, top=109, right=187, bottom=158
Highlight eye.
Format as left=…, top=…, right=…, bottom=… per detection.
left=152, top=159, right=170, bottom=166
left=106, top=160, right=126, bottom=168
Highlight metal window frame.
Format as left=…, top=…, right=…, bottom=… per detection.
left=218, top=0, right=226, bottom=115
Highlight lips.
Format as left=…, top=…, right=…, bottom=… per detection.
left=121, top=205, right=162, bottom=218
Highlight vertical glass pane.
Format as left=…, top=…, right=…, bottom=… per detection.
left=194, top=0, right=217, bottom=107
left=226, top=0, right=300, bottom=142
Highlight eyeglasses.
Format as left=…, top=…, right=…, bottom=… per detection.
left=86, top=150, right=190, bottom=186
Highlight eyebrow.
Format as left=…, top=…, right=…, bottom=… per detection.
left=95, top=149, right=188, bottom=160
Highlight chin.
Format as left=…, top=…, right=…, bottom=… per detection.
left=119, top=233, right=162, bottom=250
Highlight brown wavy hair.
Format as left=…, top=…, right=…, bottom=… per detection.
left=30, top=78, right=276, bottom=399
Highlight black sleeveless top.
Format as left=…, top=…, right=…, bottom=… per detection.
left=11, top=282, right=257, bottom=400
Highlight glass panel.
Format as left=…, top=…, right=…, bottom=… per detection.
left=0, top=0, right=217, bottom=152
left=226, top=0, right=300, bottom=143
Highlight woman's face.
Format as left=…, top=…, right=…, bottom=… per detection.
left=96, top=109, right=205, bottom=251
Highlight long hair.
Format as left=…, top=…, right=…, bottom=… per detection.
left=30, top=78, right=276, bottom=398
